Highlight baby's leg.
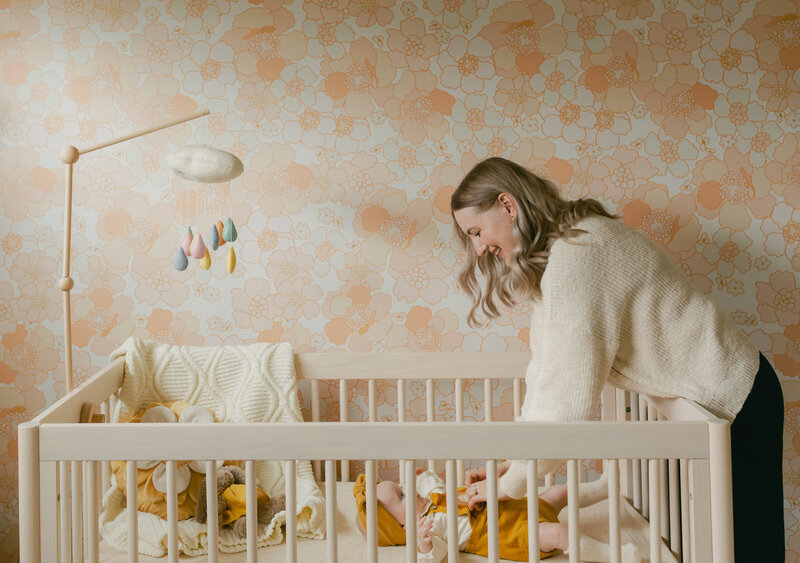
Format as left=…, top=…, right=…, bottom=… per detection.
left=538, top=471, right=610, bottom=513
left=539, top=522, right=641, bottom=563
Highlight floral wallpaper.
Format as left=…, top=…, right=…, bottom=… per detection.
left=1, top=0, right=798, bottom=559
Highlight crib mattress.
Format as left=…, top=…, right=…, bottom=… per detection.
left=98, top=482, right=677, bottom=562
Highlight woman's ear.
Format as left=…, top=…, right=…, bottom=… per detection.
left=497, top=193, right=517, bottom=218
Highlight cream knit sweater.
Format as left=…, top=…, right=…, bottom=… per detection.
left=498, top=216, right=759, bottom=499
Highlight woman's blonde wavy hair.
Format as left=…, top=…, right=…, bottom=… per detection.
left=451, top=157, right=616, bottom=327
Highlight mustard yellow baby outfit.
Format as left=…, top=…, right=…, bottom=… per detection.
left=354, top=471, right=558, bottom=562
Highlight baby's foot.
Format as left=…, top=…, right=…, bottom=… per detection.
left=621, top=542, right=641, bottom=563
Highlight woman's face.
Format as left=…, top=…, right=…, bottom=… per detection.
left=453, top=196, right=517, bottom=266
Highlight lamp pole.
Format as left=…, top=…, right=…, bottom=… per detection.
left=57, top=108, right=210, bottom=392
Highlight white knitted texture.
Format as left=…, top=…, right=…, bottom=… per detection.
left=500, top=217, right=759, bottom=499
left=99, top=337, right=325, bottom=557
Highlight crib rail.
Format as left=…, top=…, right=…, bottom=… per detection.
left=20, top=353, right=735, bottom=563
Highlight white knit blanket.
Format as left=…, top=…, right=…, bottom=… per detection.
left=99, top=337, right=325, bottom=557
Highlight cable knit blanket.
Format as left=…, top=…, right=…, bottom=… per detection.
left=99, top=337, right=325, bottom=557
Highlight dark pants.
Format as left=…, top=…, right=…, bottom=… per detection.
left=730, top=353, right=784, bottom=562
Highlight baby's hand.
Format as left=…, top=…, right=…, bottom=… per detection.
left=416, top=516, right=433, bottom=554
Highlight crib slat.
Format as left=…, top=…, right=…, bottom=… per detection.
left=368, top=379, right=377, bottom=422
left=405, top=462, right=417, bottom=562
left=101, top=401, right=111, bottom=492
left=311, top=380, right=321, bottom=480
left=206, top=461, right=219, bottom=563
left=640, top=397, right=650, bottom=519
left=486, top=459, right=499, bottom=563
left=397, top=379, right=405, bottom=488
left=455, top=379, right=464, bottom=486
left=668, top=458, right=680, bottom=556
left=166, top=460, right=178, bottom=563
left=446, top=460, right=459, bottom=562
left=286, top=459, right=297, bottom=563
left=656, top=411, right=669, bottom=545
left=40, top=461, right=58, bottom=563
left=126, top=460, right=138, bottom=563
left=365, top=460, right=378, bottom=563
left=427, top=378, right=434, bottom=472
left=680, top=459, right=692, bottom=563
left=649, top=458, right=661, bottom=563
left=71, top=460, right=83, bottom=563
left=607, top=459, right=621, bottom=563
left=616, top=389, right=632, bottom=499
left=246, top=460, right=257, bottom=563
left=484, top=379, right=492, bottom=422
left=630, top=393, right=642, bottom=511
left=339, top=379, right=349, bottom=482
left=567, top=459, right=579, bottom=563
left=527, top=460, right=540, bottom=562
left=60, top=461, right=72, bottom=563
left=86, top=461, right=99, bottom=563
left=513, top=379, right=521, bottom=418
left=325, top=459, right=338, bottom=563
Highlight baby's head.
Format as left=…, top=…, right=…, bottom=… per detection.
left=352, top=474, right=428, bottom=546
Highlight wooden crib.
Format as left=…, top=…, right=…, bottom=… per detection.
left=18, top=352, right=734, bottom=562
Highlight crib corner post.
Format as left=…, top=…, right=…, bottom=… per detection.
left=18, top=421, right=42, bottom=563
left=708, top=419, right=734, bottom=563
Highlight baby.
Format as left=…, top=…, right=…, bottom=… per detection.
left=353, top=469, right=641, bottom=562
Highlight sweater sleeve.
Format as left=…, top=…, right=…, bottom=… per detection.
left=500, top=231, right=621, bottom=499
left=500, top=321, right=617, bottom=498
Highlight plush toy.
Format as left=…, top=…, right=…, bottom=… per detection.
left=195, top=464, right=285, bottom=538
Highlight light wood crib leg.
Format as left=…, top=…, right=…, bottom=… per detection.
left=708, top=420, right=734, bottom=563
left=19, top=423, right=41, bottom=563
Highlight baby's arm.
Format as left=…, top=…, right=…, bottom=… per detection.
left=416, top=515, right=448, bottom=562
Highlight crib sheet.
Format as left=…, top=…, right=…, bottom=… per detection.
left=98, top=482, right=677, bottom=562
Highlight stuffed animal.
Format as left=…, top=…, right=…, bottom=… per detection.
left=195, top=464, right=285, bottom=537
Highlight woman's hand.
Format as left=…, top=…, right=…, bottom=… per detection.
left=416, top=515, right=433, bottom=553
left=465, top=460, right=511, bottom=485
left=465, top=479, right=511, bottom=511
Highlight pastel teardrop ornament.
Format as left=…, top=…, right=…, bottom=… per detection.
left=223, top=217, right=238, bottom=242
left=217, top=221, right=226, bottom=246
left=180, top=228, right=193, bottom=255
left=226, top=246, right=236, bottom=274
left=190, top=233, right=206, bottom=259
left=200, top=248, right=211, bottom=270
left=173, top=247, right=188, bottom=271
left=210, top=225, right=220, bottom=251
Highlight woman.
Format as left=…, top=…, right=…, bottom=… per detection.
left=451, top=157, right=784, bottom=561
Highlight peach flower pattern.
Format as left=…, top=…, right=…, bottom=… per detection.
left=3, top=0, right=800, bottom=555
left=756, top=271, right=800, bottom=326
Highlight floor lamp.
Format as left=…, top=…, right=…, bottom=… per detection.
left=57, top=109, right=210, bottom=393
